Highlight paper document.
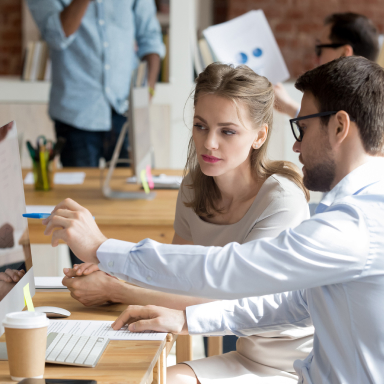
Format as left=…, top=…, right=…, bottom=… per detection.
left=24, top=172, right=85, bottom=185
left=48, top=320, right=167, bottom=341
left=203, top=10, right=289, bottom=84
left=35, top=276, right=66, bottom=289
left=26, top=205, right=56, bottom=214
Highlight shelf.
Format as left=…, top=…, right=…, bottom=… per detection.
left=0, top=77, right=50, bottom=103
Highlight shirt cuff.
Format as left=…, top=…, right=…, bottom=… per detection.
left=46, top=12, right=76, bottom=50
left=186, top=301, right=227, bottom=336
left=97, top=239, right=135, bottom=279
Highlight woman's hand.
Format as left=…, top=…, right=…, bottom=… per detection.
left=64, top=263, right=100, bottom=277
left=42, top=198, right=107, bottom=264
left=112, top=305, right=189, bottom=335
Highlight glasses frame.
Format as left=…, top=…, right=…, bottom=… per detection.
left=315, top=43, right=345, bottom=57
left=290, top=111, right=356, bottom=142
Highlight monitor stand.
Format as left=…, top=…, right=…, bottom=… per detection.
left=101, top=120, right=156, bottom=200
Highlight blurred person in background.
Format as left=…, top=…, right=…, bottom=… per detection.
left=27, top=0, right=164, bottom=265
left=275, top=12, right=379, bottom=118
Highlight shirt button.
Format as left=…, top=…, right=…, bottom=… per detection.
left=108, top=261, right=114, bottom=267
left=105, top=64, right=110, bottom=71
left=99, top=19, right=105, bottom=26
left=103, top=42, right=109, bottom=48
left=146, top=276, right=152, bottom=282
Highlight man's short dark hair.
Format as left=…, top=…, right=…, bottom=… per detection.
left=325, top=13, right=379, bottom=61
left=295, top=56, right=384, bottom=155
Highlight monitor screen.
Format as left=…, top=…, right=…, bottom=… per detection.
left=0, top=121, right=34, bottom=318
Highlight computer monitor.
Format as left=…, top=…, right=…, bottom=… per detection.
left=102, top=83, right=156, bottom=199
left=0, top=121, right=35, bottom=335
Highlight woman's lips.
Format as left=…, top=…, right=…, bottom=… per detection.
left=202, top=155, right=221, bottom=163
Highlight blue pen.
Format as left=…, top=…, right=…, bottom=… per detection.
left=23, top=213, right=95, bottom=219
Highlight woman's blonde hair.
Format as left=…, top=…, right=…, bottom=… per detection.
left=184, top=63, right=309, bottom=218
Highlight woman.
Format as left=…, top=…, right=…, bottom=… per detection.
left=69, top=63, right=313, bottom=383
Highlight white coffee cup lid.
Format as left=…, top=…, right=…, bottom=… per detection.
left=2, top=311, right=49, bottom=329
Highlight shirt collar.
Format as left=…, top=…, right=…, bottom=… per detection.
left=316, top=157, right=384, bottom=214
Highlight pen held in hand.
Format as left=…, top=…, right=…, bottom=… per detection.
left=23, top=213, right=95, bottom=219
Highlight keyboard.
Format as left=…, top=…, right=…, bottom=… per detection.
left=46, top=332, right=109, bottom=367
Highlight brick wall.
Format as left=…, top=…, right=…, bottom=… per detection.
left=0, top=0, right=22, bottom=75
left=214, top=0, right=384, bottom=79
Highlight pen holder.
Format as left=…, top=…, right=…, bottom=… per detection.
left=32, top=160, right=53, bottom=191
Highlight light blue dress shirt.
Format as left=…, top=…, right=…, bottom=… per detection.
left=98, top=158, right=384, bottom=384
left=27, top=0, right=165, bottom=131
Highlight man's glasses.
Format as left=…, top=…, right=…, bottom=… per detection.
left=290, top=111, right=356, bottom=142
left=315, top=43, right=345, bottom=57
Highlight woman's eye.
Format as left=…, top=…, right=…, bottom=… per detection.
left=194, top=124, right=206, bottom=130
left=222, top=130, right=236, bottom=135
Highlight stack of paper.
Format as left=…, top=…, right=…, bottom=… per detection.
left=127, top=174, right=182, bottom=189
left=24, top=172, right=86, bottom=185
left=35, top=277, right=67, bottom=289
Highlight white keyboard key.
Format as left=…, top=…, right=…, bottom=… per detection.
left=65, top=335, right=89, bottom=364
left=46, top=333, right=72, bottom=361
left=74, top=337, right=98, bottom=365
left=56, top=334, right=80, bottom=362
left=46, top=333, right=62, bottom=358
left=84, top=337, right=108, bottom=366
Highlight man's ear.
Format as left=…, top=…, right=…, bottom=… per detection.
left=342, top=44, right=354, bottom=57
left=330, top=111, right=350, bottom=147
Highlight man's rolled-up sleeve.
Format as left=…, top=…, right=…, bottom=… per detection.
left=26, top=0, right=76, bottom=50
left=133, top=0, right=165, bottom=59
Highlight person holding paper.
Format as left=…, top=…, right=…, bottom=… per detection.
left=60, top=63, right=314, bottom=380
left=43, top=56, right=384, bottom=384
left=275, top=12, right=379, bottom=118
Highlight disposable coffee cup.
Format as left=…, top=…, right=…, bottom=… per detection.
left=3, top=311, right=49, bottom=381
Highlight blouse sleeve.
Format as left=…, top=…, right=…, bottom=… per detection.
left=173, top=182, right=194, bottom=242
left=244, top=180, right=310, bottom=242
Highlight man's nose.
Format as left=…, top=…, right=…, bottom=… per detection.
left=293, top=140, right=301, bottom=153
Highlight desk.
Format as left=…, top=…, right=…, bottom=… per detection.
left=23, top=168, right=181, bottom=245
left=0, top=292, right=175, bottom=384
left=22, top=168, right=208, bottom=363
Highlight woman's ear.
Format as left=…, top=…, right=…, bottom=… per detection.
left=252, top=124, right=268, bottom=149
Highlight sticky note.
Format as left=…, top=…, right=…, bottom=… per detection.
left=146, top=165, right=154, bottom=190
left=140, top=170, right=150, bottom=194
left=23, top=283, right=35, bottom=312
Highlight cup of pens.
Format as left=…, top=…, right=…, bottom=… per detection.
left=26, top=136, right=65, bottom=191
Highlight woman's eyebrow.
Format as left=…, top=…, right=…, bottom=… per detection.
left=217, top=122, right=239, bottom=127
left=194, top=115, right=207, bottom=123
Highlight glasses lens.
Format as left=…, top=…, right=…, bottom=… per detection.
left=292, top=121, right=303, bottom=141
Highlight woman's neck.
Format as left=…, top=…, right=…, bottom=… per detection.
left=213, top=164, right=260, bottom=207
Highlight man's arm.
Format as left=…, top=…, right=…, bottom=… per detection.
left=43, top=198, right=369, bottom=300
left=142, top=53, right=161, bottom=98
left=60, top=0, right=91, bottom=37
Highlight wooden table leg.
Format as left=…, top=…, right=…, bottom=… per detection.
left=176, top=335, right=193, bottom=363
left=152, top=356, right=160, bottom=384
left=160, top=345, right=167, bottom=384
left=207, top=336, right=223, bottom=357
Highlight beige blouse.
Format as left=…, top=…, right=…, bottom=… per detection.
left=173, top=174, right=314, bottom=382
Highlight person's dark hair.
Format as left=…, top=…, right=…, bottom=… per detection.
left=325, top=13, right=379, bottom=61
left=295, top=56, right=384, bottom=155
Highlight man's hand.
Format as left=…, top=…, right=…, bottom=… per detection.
left=42, top=198, right=107, bottom=264
left=62, top=271, right=121, bottom=307
left=274, top=83, right=300, bottom=118
left=0, top=269, right=25, bottom=283
left=64, top=263, right=100, bottom=277
left=112, top=305, right=188, bottom=334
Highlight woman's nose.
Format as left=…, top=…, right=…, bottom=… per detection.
left=205, top=132, right=219, bottom=150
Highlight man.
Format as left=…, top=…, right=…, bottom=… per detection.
left=28, top=0, right=164, bottom=264
left=27, top=0, right=164, bottom=167
left=43, top=56, right=384, bottom=383
left=275, top=12, right=379, bottom=118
